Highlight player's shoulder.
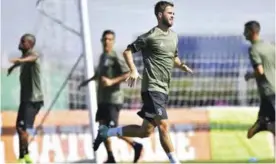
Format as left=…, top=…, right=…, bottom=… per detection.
left=138, top=28, right=156, bottom=39
left=169, top=28, right=178, bottom=35
left=111, top=50, right=124, bottom=60
left=169, top=29, right=178, bottom=40
left=28, top=49, right=40, bottom=56
left=251, top=40, right=274, bottom=52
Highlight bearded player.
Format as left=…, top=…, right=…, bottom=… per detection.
left=93, top=1, right=193, bottom=164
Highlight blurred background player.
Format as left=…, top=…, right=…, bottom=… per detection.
left=243, top=21, right=275, bottom=138
left=7, top=33, right=44, bottom=163
left=78, top=30, right=143, bottom=163
left=93, top=2, right=192, bottom=164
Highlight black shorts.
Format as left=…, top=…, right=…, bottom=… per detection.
left=16, top=101, right=43, bottom=130
left=137, top=91, right=168, bottom=123
left=258, top=94, right=275, bottom=122
left=96, top=103, right=122, bottom=127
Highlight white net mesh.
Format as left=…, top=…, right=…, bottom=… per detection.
left=120, top=36, right=262, bottom=109
left=34, top=0, right=84, bottom=110
left=43, top=34, right=262, bottom=110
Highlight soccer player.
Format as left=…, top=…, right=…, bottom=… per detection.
left=78, top=30, right=143, bottom=163
left=93, top=1, right=193, bottom=164
left=7, top=34, right=44, bottom=163
left=243, top=21, right=275, bottom=138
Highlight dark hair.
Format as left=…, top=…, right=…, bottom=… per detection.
left=102, top=30, right=115, bottom=39
left=22, top=33, right=36, bottom=45
left=154, top=1, right=174, bottom=17
left=245, top=20, right=261, bottom=33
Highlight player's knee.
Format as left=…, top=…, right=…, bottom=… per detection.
left=16, top=123, right=25, bottom=133
left=158, top=120, right=169, bottom=134
left=16, top=126, right=28, bottom=138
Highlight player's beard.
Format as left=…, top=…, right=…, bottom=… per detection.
left=162, top=17, right=172, bottom=28
left=18, top=45, right=24, bottom=51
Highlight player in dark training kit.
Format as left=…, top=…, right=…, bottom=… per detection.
left=78, top=30, right=143, bottom=163
left=8, top=34, right=44, bottom=163
left=243, top=21, right=275, bottom=138
left=93, top=2, right=193, bottom=164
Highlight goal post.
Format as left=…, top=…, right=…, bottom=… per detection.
left=78, top=0, right=99, bottom=163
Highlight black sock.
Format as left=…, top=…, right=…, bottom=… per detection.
left=25, top=146, right=29, bottom=155
left=107, top=151, right=114, bottom=159
left=19, top=136, right=25, bottom=158
left=132, top=141, right=138, bottom=147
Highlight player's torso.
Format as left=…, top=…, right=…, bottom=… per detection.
left=97, top=51, right=124, bottom=104
left=252, top=41, right=275, bottom=96
left=141, top=28, right=178, bottom=93
left=20, top=51, right=43, bottom=102
left=98, top=52, right=122, bottom=79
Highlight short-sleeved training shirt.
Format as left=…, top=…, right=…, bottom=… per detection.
left=127, top=27, right=178, bottom=94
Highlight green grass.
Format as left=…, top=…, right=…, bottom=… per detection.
left=209, top=109, right=274, bottom=161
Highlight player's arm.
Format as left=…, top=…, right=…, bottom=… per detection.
left=245, top=48, right=264, bottom=81
left=103, top=72, right=130, bottom=87
left=78, top=71, right=98, bottom=89
left=124, top=34, right=148, bottom=71
left=10, top=52, right=39, bottom=64
left=8, top=52, right=39, bottom=76
left=174, top=54, right=193, bottom=73
left=123, top=35, right=147, bottom=87
left=7, top=63, right=21, bottom=76
left=123, top=49, right=137, bottom=72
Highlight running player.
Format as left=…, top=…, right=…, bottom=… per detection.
left=243, top=20, right=275, bottom=138
left=78, top=30, right=143, bottom=163
left=8, top=33, right=44, bottom=163
left=93, top=2, right=193, bottom=164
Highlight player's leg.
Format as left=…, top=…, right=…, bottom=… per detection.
left=248, top=95, right=275, bottom=139
left=148, top=91, right=180, bottom=164
left=93, top=92, right=157, bottom=151
left=93, top=119, right=155, bottom=151
left=118, top=136, right=143, bottom=163
left=154, top=118, right=179, bottom=163
left=99, top=120, right=116, bottom=163
left=16, top=102, right=28, bottom=162
left=266, top=94, right=275, bottom=135
left=16, top=101, right=42, bottom=163
left=24, top=101, right=43, bottom=163
left=96, top=104, right=116, bottom=163
left=109, top=104, right=144, bottom=163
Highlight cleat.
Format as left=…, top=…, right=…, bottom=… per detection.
left=133, top=143, right=143, bottom=163
left=104, top=157, right=116, bottom=163
left=17, top=158, right=25, bottom=164
left=24, top=154, right=33, bottom=163
left=93, top=125, right=109, bottom=151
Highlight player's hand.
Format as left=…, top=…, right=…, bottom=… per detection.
left=181, top=65, right=193, bottom=74
left=78, top=81, right=89, bottom=90
left=101, top=76, right=114, bottom=87
left=7, top=67, right=14, bottom=76
left=126, top=69, right=142, bottom=87
left=244, top=72, right=254, bottom=81
left=9, top=58, right=21, bottom=64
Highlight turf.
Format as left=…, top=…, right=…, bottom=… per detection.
left=209, top=109, right=274, bottom=162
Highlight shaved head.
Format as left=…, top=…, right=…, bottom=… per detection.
left=19, top=33, right=36, bottom=51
